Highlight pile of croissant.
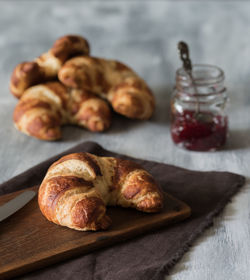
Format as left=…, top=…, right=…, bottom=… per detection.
left=10, top=35, right=155, bottom=140
left=38, top=152, right=163, bottom=231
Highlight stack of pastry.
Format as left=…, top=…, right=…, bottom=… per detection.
left=10, top=35, right=155, bottom=140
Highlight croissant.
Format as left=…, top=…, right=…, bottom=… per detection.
left=58, top=56, right=155, bottom=119
left=38, top=152, right=163, bottom=231
left=10, top=35, right=156, bottom=140
left=10, top=35, right=90, bottom=99
left=13, top=82, right=111, bottom=140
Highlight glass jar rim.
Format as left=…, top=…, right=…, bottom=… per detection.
left=176, top=64, right=225, bottom=85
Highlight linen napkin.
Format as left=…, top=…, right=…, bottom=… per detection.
left=0, top=141, right=245, bottom=280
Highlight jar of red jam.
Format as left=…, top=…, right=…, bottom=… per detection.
left=171, top=64, right=228, bottom=151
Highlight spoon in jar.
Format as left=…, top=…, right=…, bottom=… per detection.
left=177, top=41, right=211, bottom=122
left=178, top=41, right=200, bottom=112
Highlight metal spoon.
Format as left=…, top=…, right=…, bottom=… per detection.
left=178, top=41, right=212, bottom=123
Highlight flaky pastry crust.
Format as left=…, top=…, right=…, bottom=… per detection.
left=10, top=35, right=155, bottom=140
left=38, top=152, right=163, bottom=231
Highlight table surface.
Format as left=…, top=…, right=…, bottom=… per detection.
left=0, top=1, right=249, bottom=279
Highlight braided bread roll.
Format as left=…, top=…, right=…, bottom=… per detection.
left=38, top=152, right=163, bottom=231
left=13, top=82, right=111, bottom=140
left=10, top=35, right=90, bottom=99
left=58, top=56, right=155, bottom=120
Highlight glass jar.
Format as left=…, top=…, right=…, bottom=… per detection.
left=171, top=64, right=228, bottom=151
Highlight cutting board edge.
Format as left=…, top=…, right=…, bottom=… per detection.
left=0, top=188, right=191, bottom=280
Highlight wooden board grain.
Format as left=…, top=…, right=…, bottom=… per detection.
left=0, top=186, right=191, bottom=279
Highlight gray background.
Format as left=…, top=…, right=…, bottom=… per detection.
left=0, top=1, right=250, bottom=279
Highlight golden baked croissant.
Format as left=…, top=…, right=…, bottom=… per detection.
left=58, top=56, right=155, bottom=119
left=13, top=82, right=111, bottom=140
left=10, top=35, right=155, bottom=140
left=38, top=152, right=163, bottom=231
left=10, top=35, right=90, bottom=98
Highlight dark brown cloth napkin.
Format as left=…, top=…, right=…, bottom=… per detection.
left=0, top=141, right=245, bottom=280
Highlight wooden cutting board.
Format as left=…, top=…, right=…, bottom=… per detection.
left=0, top=186, right=191, bottom=279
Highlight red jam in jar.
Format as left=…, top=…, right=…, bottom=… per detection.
left=171, top=65, right=228, bottom=151
left=171, top=110, right=228, bottom=151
